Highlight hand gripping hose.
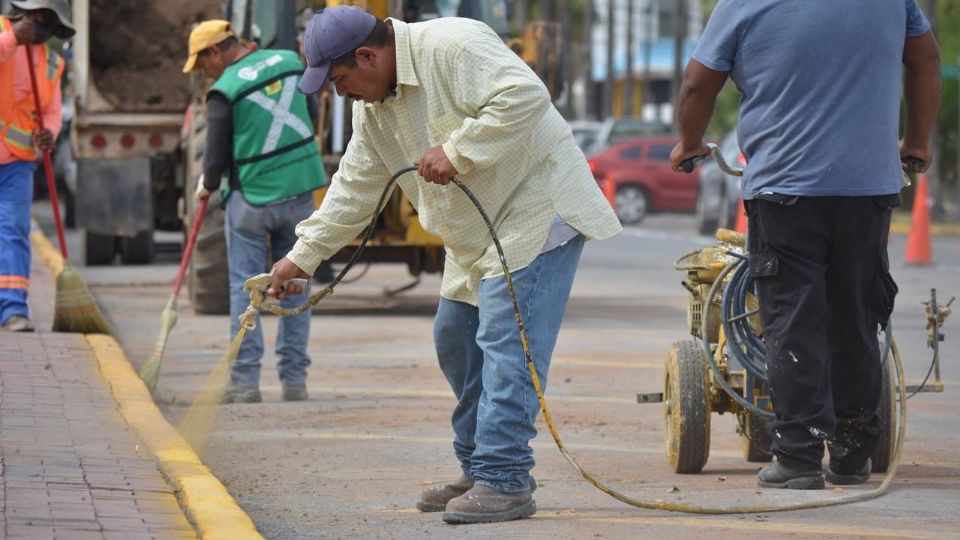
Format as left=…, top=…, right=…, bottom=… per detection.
left=239, top=166, right=907, bottom=514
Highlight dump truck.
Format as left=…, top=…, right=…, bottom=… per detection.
left=69, top=0, right=223, bottom=265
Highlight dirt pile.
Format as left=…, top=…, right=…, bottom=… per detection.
left=89, top=0, right=223, bottom=111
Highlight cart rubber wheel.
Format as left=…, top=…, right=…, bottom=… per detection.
left=871, top=347, right=897, bottom=473
left=741, top=411, right=774, bottom=462
left=664, top=339, right=711, bottom=474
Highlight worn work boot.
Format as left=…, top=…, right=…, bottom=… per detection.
left=2, top=315, right=35, bottom=332
left=221, top=385, right=262, bottom=404
left=757, top=459, right=824, bottom=490
left=418, top=474, right=475, bottom=512
left=282, top=383, right=308, bottom=402
left=826, top=459, right=871, bottom=485
left=442, top=484, right=537, bottom=524
left=418, top=475, right=537, bottom=513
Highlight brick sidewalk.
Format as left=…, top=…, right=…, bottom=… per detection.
left=0, top=242, right=196, bottom=539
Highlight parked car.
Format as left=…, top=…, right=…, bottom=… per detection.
left=568, top=120, right=602, bottom=154
left=585, top=117, right=672, bottom=155
left=695, top=128, right=745, bottom=235
left=587, top=136, right=700, bottom=224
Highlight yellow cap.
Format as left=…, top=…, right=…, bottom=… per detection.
left=182, top=20, right=235, bottom=73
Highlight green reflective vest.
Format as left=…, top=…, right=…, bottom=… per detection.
left=211, top=49, right=326, bottom=205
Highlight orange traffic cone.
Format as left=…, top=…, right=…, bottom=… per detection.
left=734, top=198, right=748, bottom=234
left=905, top=174, right=933, bottom=265
left=603, top=175, right=618, bottom=215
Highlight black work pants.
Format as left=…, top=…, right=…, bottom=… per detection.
left=746, top=195, right=898, bottom=471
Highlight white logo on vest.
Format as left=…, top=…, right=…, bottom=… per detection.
left=237, top=54, right=284, bottom=81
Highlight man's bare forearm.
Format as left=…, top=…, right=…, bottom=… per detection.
left=903, top=32, right=941, bottom=149
left=677, top=60, right=728, bottom=149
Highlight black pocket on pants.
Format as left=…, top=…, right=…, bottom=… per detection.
left=871, top=270, right=898, bottom=329
left=749, top=252, right=779, bottom=278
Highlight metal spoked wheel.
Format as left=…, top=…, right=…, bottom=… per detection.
left=664, top=339, right=711, bottom=474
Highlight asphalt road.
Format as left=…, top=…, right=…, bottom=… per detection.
left=38, top=208, right=960, bottom=540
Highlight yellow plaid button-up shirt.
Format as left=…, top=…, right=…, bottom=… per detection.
left=288, top=17, right=621, bottom=305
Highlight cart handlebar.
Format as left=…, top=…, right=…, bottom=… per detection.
left=680, top=143, right=745, bottom=176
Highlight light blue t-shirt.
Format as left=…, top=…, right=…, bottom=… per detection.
left=692, top=0, right=931, bottom=198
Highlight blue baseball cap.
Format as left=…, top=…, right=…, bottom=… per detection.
left=299, top=6, right=378, bottom=94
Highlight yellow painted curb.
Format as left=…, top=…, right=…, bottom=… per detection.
left=30, top=227, right=264, bottom=540
left=86, top=335, right=264, bottom=540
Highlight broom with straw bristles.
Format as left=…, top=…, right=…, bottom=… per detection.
left=26, top=46, right=111, bottom=335
left=139, top=195, right=209, bottom=391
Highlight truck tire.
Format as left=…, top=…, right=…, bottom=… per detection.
left=189, top=192, right=230, bottom=315
left=85, top=231, right=116, bottom=266
left=120, top=230, right=155, bottom=265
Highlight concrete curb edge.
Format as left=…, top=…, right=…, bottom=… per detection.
left=30, top=228, right=264, bottom=540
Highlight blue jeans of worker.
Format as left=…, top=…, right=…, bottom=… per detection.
left=0, top=161, right=35, bottom=325
left=433, top=235, right=585, bottom=493
left=226, top=192, right=313, bottom=388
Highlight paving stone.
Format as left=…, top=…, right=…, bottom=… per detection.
left=1, top=261, right=198, bottom=540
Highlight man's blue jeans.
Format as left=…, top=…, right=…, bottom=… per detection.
left=0, top=161, right=35, bottom=325
left=433, top=235, right=584, bottom=493
left=226, top=192, right=313, bottom=388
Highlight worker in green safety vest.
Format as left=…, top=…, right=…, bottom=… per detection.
left=183, top=20, right=326, bottom=404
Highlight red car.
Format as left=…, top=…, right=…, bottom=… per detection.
left=587, top=137, right=700, bottom=224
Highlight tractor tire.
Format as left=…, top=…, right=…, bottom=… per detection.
left=871, top=348, right=897, bottom=473
left=664, top=339, right=711, bottom=474
left=188, top=192, right=230, bottom=315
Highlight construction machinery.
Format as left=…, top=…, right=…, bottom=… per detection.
left=70, top=0, right=223, bottom=266
left=69, top=0, right=562, bottom=311
left=182, top=0, right=450, bottom=314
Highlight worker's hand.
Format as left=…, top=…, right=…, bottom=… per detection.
left=32, top=129, right=55, bottom=152
left=415, top=146, right=459, bottom=185
left=194, top=175, right=210, bottom=201
left=11, top=16, right=38, bottom=44
left=899, top=141, right=932, bottom=173
left=670, top=141, right=710, bottom=173
left=269, top=257, right=310, bottom=300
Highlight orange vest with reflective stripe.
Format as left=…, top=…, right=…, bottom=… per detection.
left=0, top=16, right=64, bottom=161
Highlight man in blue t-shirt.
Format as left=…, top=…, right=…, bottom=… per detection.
left=671, top=1, right=940, bottom=489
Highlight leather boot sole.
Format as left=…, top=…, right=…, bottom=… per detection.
left=825, top=469, right=870, bottom=485
left=416, top=500, right=448, bottom=513
left=758, top=475, right=825, bottom=489
left=442, top=499, right=536, bottom=524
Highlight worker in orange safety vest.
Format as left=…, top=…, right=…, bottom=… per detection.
left=0, top=0, right=73, bottom=332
